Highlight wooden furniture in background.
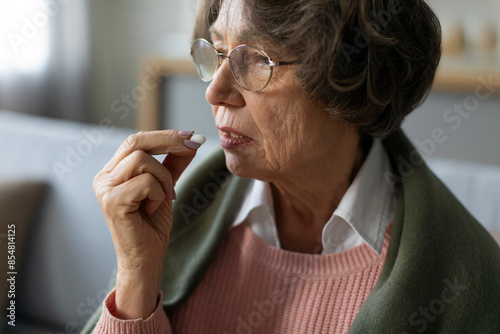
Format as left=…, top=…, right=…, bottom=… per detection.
left=433, top=18, right=500, bottom=93
left=433, top=65, right=500, bottom=93
left=138, top=57, right=196, bottom=130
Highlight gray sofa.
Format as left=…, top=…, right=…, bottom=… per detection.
left=0, top=110, right=132, bottom=333
left=0, top=110, right=498, bottom=333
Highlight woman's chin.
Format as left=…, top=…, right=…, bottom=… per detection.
left=223, top=151, right=259, bottom=179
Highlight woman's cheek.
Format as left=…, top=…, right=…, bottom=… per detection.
left=259, top=136, right=291, bottom=171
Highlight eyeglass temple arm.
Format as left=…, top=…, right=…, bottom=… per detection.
left=269, top=60, right=302, bottom=67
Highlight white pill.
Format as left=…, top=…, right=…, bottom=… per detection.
left=190, top=134, right=206, bottom=145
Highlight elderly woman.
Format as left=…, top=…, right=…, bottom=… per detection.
left=84, top=0, right=500, bottom=333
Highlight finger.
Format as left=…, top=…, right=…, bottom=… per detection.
left=103, top=130, right=198, bottom=172
left=162, top=154, right=196, bottom=186
left=113, top=173, right=167, bottom=216
left=163, top=134, right=207, bottom=185
left=108, top=150, right=174, bottom=197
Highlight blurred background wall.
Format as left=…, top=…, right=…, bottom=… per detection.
left=0, top=1, right=92, bottom=121
left=0, top=0, right=198, bottom=128
left=88, top=0, right=198, bottom=128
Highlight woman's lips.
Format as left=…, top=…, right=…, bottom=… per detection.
left=217, top=127, right=254, bottom=149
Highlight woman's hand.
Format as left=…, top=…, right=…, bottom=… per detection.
left=93, top=130, right=204, bottom=319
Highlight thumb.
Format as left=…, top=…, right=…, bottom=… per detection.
left=162, top=134, right=206, bottom=185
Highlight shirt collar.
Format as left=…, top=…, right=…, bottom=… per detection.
left=232, top=179, right=280, bottom=248
left=231, top=138, right=394, bottom=255
left=322, top=138, right=394, bottom=254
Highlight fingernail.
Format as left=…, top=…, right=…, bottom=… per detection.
left=178, top=130, right=195, bottom=136
left=184, top=139, right=202, bottom=150
left=171, top=187, right=177, bottom=200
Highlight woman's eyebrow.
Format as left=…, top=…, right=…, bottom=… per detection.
left=209, top=26, right=224, bottom=41
left=209, top=26, right=258, bottom=44
left=236, top=29, right=259, bottom=44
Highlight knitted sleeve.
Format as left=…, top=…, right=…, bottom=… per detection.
left=93, top=289, right=172, bottom=334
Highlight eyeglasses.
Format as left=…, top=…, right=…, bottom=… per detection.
left=190, top=38, right=302, bottom=91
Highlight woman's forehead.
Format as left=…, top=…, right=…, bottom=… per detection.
left=209, top=25, right=259, bottom=45
left=210, top=0, right=254, bottom=44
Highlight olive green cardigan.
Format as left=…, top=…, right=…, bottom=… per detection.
left=81, top=130, right=500, bottom=333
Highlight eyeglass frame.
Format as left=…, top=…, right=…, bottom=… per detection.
left=190, top=38, right=302, bottom=92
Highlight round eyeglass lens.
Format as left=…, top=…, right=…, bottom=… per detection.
left=191, top=39, right=219, bottom=82
left=230, top=45, right=272, bottom=91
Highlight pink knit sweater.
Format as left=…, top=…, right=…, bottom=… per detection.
left=95, top=222, right=392, bottom=333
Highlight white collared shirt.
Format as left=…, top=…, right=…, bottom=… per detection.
left=231, top=138, right=395, bottom=255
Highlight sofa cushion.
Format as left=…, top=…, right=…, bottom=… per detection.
left=0, top=180, right=47, bottom=332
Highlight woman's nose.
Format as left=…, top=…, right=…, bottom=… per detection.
left=205, top=59, right=245, bottom=108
